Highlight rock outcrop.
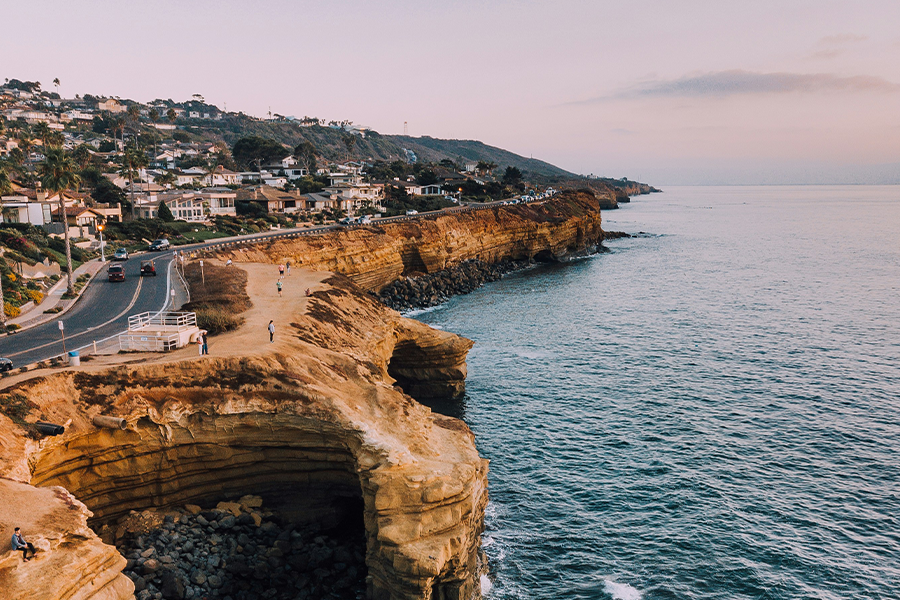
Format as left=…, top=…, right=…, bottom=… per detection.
left=0, top=275, right=487, bottom=600
left=215, top=191, right=605, bottom=292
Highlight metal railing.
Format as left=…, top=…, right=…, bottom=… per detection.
left=127, top=311, right=197, bottom=331
left=118, top=333, right=180, bottom=352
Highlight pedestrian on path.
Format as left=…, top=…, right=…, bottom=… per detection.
left=202, top=333, right=209, bottom=355
left=12, top=528, right=35, bottom=561
left=286, top=261, right=291, bottom=276
left=277, top=280, right=283, bottom=297
left=197, top=336, right=203, bottom=355
left=278, top=264, right=285, bottom=278
left=268, top=320, right=275, bottom=343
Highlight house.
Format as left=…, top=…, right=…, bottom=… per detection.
left=201, top=166, right=241, bottom=187
left=97, top=99, right=126, bottom=113
left=321, top=182, right=384, bottom=213
left=238, top=186, right=303, bottom=214
left=136, top=189, right=236, bottom=221
left=378, top=180, right=442, bottom=197
left=0, top=196, right=52, bottom=226
left=0, top=138, right=18, bottom=157
left=64, top=110, right=95, bottom=122
left=52, top=206, right=104, bottom=233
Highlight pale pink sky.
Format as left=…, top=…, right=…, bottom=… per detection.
left=6, top=1, right=900, bottom=184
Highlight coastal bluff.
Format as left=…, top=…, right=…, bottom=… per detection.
left=0, top=268, right=486, bottom=600
left=216, top=190, right=606, bottom=292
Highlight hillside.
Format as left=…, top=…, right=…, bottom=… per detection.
left=184, top=117, right=575, bottom=179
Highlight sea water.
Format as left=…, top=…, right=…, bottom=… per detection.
left=416, top=186, right=900, bottom=600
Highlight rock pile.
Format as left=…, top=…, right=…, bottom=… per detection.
left=378, top=258, right=531, bottom=311
left=114, top=496, right=367, bottom=600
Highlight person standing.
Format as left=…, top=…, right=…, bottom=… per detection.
left=197, top=335, right=203, bottom=356
left=202, top=333, right=209, bottom=355
left=12, top=527, right=35, bottom=561
left=276, top=280, right=283, bottom=297
left=268, top=320, right=275, bottom=343
left=286, top=261, right=291, bottom=276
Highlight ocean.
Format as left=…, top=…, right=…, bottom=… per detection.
left=415, top=186, right=900, bottom=600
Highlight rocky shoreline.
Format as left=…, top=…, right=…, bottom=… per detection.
left=114, top=497, right=366, bottom=600
left=376, top=258, right=533, bottom=311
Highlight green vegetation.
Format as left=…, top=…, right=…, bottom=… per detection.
left=182, top=261, right=251, bottom=334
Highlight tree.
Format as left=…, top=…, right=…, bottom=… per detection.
left=72, top=144, right=92, bottom=169
left=155, top=171, right=176, bottom=188
left=167, top=108, right=177, bottom=123
left=342, top=133, right=356, bottom=161
left=38, top=148, right=81, bottom=294
left=33, top=122, right=51, bottom=148
left=416, top=169, right=438, bottom=186
left=157, top=201, right=175, bottom=222
left=293, top=140, right=317, bottom=175
left=91, top=178, right=127, bottom=206
left=148, top=108, right=160, bottom=123
left=203, top=158, right=221, bottom=187
left=502, top=166, right=523, bottom=185
left=232, top=137, right=287, bottom=170
left=123, top=147, right=148, bottom=219
left=53, top=78, right=60, bottom=96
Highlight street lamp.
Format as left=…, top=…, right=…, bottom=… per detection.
left=98, top=224, right=106, bottom=262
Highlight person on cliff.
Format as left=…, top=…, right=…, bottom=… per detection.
left=276, top=280, right=283, bottom=297
left=286, top=261, right=291, bottom=276
left=202, top=332, right=209, bottom=355
left=12, top=528, right=35, bottom=561
left=278, top=264, right=285, bottom=278
left=268, top=320, right=275, bottom=343
left=196, top=335, right=203, bottom=356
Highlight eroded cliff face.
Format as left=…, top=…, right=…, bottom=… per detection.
left=0, top=276, right=486, bottom=600
left=217, top=191, right=605, bottom=292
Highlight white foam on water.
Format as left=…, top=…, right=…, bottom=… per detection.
left=603, top=579, right=642, bottom=600
left=480, top=574, right=493, bottom=595
left=402, top=305, right=444, bottom=317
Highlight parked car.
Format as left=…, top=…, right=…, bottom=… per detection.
left=140, top=260, right=157, bottom=276
left=405, top=210, right=418, bottom=216
left=0, top=358, right=13, bottom=373
left=148, top=238, right=170, bottom=251
left=113, top=248, right=129, bottom=261
left=107, top=264, right=126, bottom=282
left=359, top=215, right=372, bottom=224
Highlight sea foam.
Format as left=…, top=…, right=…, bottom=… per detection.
left=603, top=579, right=641, bottom=600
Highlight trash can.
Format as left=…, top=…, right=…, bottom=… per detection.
left=68, top=350, right=80, bottom=367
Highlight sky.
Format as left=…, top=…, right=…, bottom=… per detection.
left=5, top=0, right=900, bottom=185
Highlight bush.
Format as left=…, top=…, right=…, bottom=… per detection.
left=26, top=290, right=44, bottom=304
left=193, top=307, right=244, bottom=334
left=4, top=302, right=20, bottom=318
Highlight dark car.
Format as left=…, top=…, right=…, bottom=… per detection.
left=112, top=248, right=129, bottom=261
left=148, top=238, right=170, bottom=251
left=140, top=260, right=157, bottom=276
left=0, top=358, right=13, bottom=373
left=108, top=264, right=126, bottom=282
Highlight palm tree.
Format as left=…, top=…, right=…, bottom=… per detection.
left=155, top=171, right=176, bottom=188
left=38, top=149, right=81, bottom=295
left=204, top=158, right=221, bottom=188
left=33, top=122, right=51, bottom=148
left=166, top=108, right=177, bottom=123
left=124, top=147, right=148, bottom=219
left=0, top=168, right=11, bottom=327
left=72, top=144, right=92, bottom=170
left=53, top=78, right=60, bottom=97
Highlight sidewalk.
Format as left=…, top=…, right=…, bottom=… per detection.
left=8, top=259, right=107, bottom=331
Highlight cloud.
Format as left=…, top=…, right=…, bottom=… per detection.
left=818, top=34, right=867, bottom=45
left=575, top=70, right=899, bottom=103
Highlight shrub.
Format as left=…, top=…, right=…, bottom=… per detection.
left=27, top=290, right=44, bottom=304
left=193, top=307, right=244, bottom=334
left=3, top=302, right=20, bottom=318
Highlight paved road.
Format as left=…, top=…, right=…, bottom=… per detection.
left=0, top=254, right=178, bottom=366
left=0, top=198, right=532, bottom=365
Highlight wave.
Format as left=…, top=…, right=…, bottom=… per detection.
left=603, top=579, right=642, bottom=600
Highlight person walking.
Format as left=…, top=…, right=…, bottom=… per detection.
left=286, top=261, right=291, bottom=276
left=12, top=527, right=35, bottom=561
left=276, top=280, right=283, bottom=297
left=278, top=264, right=285, bottom=278
left=268, top=320, right=275, bottom=343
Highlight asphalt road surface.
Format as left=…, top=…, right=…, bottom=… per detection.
left=0, top=253, right=177, bottom=366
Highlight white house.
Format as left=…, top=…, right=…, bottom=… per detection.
left=0, top=196, right=52, bottom=226
left=137, top=189, right=236, bottom=221
left=97, top=99, right=126, bottom=113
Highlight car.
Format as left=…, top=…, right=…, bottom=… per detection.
left=107, top=264, right=126, bottom=282
left=338, top=217, right=354, bottom=225
left=0, top=358, right=13, bottom=373
left=405, top=210, right=418, bottom=216
left=112, top=248, right=129, bottom=261
left=359, top=215, right=372, bottom=224
left=148, top=238, right=170, bottom=251
left=140, top=260, right=157, bottom=276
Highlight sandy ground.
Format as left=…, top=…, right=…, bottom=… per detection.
left=0, top=262, right=331, bottom=386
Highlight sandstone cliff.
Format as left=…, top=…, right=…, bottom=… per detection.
left=216, top=191, right=605, bottom=292
left=0, top=269, right=486, bottom=600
